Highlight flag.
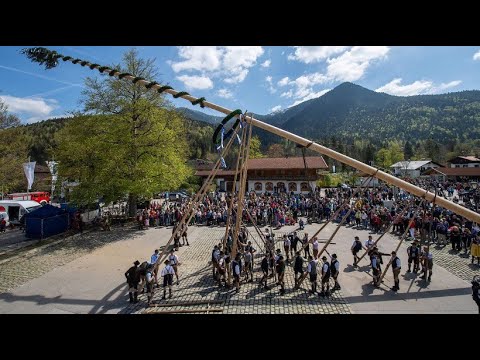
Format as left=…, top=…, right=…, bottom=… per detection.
left=23, top=161, right=36, bottom=190
left=46, top=161, right=58, bottom=193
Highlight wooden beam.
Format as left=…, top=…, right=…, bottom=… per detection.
left=144, top=308, right=223, bottom=314
left=148, top=300, right=224, bottom=307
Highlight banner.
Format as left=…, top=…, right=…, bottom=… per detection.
left=46, top=161, right=58, bottom=194
left=23, top=161, right=36, bottom=190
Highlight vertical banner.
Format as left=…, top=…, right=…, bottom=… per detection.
left=23, top=161, right=36, bottom=190
left=46, top=161, right=58, bottom=194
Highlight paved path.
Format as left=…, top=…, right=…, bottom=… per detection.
left=0, top=218, right=477, bottom=314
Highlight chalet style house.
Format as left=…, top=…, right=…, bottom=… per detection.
left=194, top=157, right=329, bottom=194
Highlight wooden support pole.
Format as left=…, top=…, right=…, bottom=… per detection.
left=156, top=124, right=241, bottom=265
left=378, top=200, right=427, bottom=284
left=144, top=308, right=223, bottom=314
left=356, top=196, right=416, bottom=264
left=148, top=300, right=224, bottom=307
left=232, top=122, right=253, bottom=259
left=296, top=176, right=374, bottom=255
left=224, top=122, right=248, bottom=249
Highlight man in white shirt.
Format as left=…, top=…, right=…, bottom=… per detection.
left=160, top=259, right=176, bottom=299
left=168, top=249, right=180, bottom=285
left=312, top=237, right=319, bottom=259
left=390, top=251, right=401, bottom=292
left=145, top=264, right=155, bottom=305
left=330, top=254, right=340, bottom=290
left=307, top=256, right=318, bottom=294
left=364, top=235, right=375, bottom=253
left=150, top=249, right=160, bottom=287
left=283, top=235, right=291, bottom=263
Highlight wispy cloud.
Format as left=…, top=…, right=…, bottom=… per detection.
left=217, top=88, right=233, bottom=99
left=0, top=64, right=83, bottom=87
left=289, top=89, right=330, bottom=107
left=270, top=105, right=281, bottom=112
left=261, top=59, right=271, bottom=68
left=287, top=46, right=349, bottom=63
left=473, top=50, right=480, bottom=61
left=265, top=76, right=276, bottom=94
left=376, top=78, right=462, bottom=96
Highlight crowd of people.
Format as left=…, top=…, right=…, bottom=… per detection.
left=125, top=178, right=480, bottom=307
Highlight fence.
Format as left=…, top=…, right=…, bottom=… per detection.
left=25, top=214, right=70, bottom=239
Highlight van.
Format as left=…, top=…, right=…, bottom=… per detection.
left=0, top=200, right=42, bottom=226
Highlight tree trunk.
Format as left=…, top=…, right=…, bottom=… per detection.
left=128, top=193, right=137, bottom=218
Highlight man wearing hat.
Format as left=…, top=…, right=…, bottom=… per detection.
left=407, top=241, right=420, bottom=273
left=145, top=263, right=155, bottom=305
left=160, top=259, right=175, bottom=299
left=390, top=251, right=401, bottom=292
left=320, top=256, right=331, bottom=297
left=330, top=254, right=340, bottom=290
left=125, top=260, right=141, bottom=303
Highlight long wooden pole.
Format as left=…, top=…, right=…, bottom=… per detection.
left=40, top=51, right=480, bottom=224
left=356, top=196, right=416, bottom=264
left=232, top=122, right=253, bottom=259
left=156, top=124, right=241, bottom=265
left=223, top=122, right=248, bottom=249
left=296, top=176, right=374, bottom=255
left=378, top=200, right=427, bottom=284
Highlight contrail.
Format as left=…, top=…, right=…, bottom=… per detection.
left=26, top=85, right=82, bottom=98
left=0, top=64, right=83, bottom=87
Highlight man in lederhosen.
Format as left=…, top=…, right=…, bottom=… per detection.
left=283, top=235, right=291, bottom=263
left=407, top=240, right=420, bottom=273
left=276, top=255, right=286, bottom=295
left=390, top=251, right=401, bottom=292
left=260, top=253, right=270, bottom=289
left=160, top=259, right=175, bottom=299
left=168, top=249, right=180, bottom=285
left=320, top=256, right=331, bottom=297
left=330, top=254, right=340, bottom=290
left=293, top=251, right=304, bottom=289
left=125, top=260, right=140, bottom=303
left=307, top=255, right=318, bottom=294
left=420, top=246, right=433, bottom=282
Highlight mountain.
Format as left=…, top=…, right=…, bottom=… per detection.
left=177, top=107, right=221, bottom=125
left=268, top=82, right=480, bottom=143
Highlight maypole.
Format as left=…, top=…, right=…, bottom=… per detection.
left=21, top=47, right=480, bottom=224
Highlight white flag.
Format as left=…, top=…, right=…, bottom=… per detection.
left=23, top=161, right=36, bottom=190
left=46, top=161, right=58, bottom=194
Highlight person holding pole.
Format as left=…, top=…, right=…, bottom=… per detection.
left=319, top=256, right=331, bottom=297
left=307, top=255, right=318, bottom=294
left=330, top=254, right=340, bottom=290
left=160, top=259, right=175, bottom=299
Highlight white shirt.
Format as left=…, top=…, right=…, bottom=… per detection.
left=161, top=265, right=175, bottom=277
left=169, top=254, right=178, bottom=265
left=213, top=249, right=220, bottom=261
left=146, top=271, right=153, bottom=283
left=233, top=263, right=240, bottom=276
left=284, top=239, right=291, bottom=247
left=392, top=257, right=401, bottom=268
left=322, top=263, right=329, bottom=274
left=313, top=240, right=319, bottom=250
left=244, top=252, right=252, bottom=263
left=333, top=260, right=340, bottom=272
left=364, top=239, right=374, bottom=249
left=307, top=259, right=318, bottom=273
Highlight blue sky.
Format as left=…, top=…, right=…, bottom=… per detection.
left=1, top=46, right=480, bottom=124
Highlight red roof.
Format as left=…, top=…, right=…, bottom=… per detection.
left=428, top=167, right=480, bottom=176
left=195, top=170, right=236, bottom=176
left=247, top=157, right=328, bottom=170
left=194, top=157, right=328, bottom=177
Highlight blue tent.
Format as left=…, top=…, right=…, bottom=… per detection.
left=25, top=204, right=69, bottom=239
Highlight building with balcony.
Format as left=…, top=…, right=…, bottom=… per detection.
left=194, top=157, right=329, bottom=194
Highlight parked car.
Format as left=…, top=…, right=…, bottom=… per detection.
left=168, top=192, right=188, bottom=202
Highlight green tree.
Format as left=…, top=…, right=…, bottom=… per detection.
left=404, top=140, right=414, bottom=160
left=56, top=50, right=190, bottom=215
left=0, top=100, right=28, bottom=194
left=375, top=148, right=391, bottom=169
left=249, top=135, right=264, bottom=159
left=266, top=143, right=284, bottom=158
